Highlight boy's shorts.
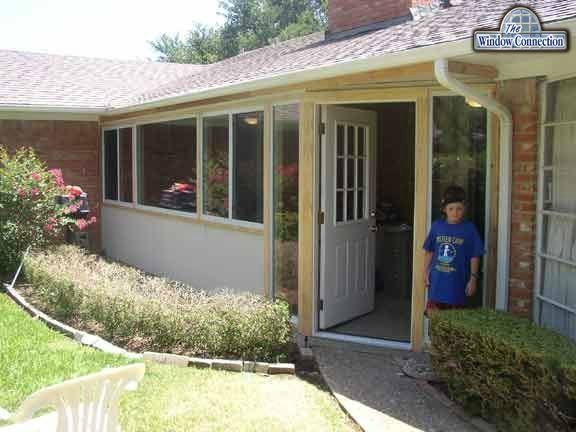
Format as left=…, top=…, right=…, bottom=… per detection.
left=425, top=300, right=466, bottom=316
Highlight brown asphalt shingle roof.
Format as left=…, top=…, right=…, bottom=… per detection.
left=0, top=51, right=204, bottom=110
left=0, top=0, right=575, bottom=111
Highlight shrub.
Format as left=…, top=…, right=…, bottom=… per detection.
left=24, top=245, right=292, bottom=361
left=429, top=308, right=576, bottom=432
left=0, top=146, right=95, bottom=273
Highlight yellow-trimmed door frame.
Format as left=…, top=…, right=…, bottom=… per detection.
left=296, top=88, right=431, bottom=351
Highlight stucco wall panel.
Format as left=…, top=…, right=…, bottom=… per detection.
left=101, top=206, right=264, bottom=294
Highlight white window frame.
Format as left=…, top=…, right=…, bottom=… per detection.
left=133, top=116, right=199, bottom=218
left=102, top=125, right=135, bottom=208
left=201, top=107, right=265, bottom=229
left=534, top=76, right=576, bottom=329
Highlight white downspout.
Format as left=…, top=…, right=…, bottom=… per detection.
left=434, top=58, right=513, bottom=311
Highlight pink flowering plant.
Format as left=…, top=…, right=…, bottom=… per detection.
left=0, top=146, right=96, bottom=273
left=275, top=162, right=299, bottom=242
left=204, top=155, right=229, bottom=218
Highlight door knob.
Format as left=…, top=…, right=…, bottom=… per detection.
left=369, top=225, right=379, bottom=233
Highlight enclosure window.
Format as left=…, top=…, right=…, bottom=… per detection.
left=203, top=112, right=264, bottom=224
left=103, top=127, right=133, bottom=202
left=233, top=112, right=264, bottom=223
left=537, top=77, right=576, bottom=340
left=272, top=104, right=299, bottom=314
left=431, top=96, right=488, bottom=307
left=203, top=115, right=230, bottom=218
left=137, top=118, right=197, bottom=213
left=119, top=128, right=133, bottom=203
left=103, top=129, right=118, bottom=201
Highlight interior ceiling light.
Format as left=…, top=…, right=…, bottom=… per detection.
left=243, top=116, right=259, bottom=126
left=465, top=97, right=483, bottom=108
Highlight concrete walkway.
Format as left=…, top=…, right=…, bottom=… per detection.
left=313, top=341, right=488, bottom=432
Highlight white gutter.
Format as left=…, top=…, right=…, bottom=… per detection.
left=434, top=58, right=513, bottom=311
left=0, top=104, right=106, bottom=114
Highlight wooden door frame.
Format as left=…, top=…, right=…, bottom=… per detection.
left=297, top=89, right=429, bottom=351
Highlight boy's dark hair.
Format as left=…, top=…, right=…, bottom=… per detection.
left=441, top=185, right=466, bottom=207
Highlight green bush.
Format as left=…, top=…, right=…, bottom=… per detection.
left=429, top=308, right=576, bottom=432
left=24, top=245, right=292, bottom=362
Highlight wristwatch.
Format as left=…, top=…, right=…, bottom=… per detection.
left=470, top=272, right=479, bottom=279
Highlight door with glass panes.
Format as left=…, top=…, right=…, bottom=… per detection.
left=319, top=106, right=377, bottom=329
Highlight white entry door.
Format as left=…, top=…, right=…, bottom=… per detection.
left=320, top=106, right=377, bottom=329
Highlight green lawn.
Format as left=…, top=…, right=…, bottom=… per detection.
left=0, top=293, right=131, bottom=412
left=0, top=294, right=357, bottom=431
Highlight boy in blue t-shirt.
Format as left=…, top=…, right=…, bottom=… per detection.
left=423, top=185, right=484, bottom=312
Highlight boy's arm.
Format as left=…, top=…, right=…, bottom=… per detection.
left=466, top=257, right=481, bottom=296
left=423, top=251, right=433, bottom=286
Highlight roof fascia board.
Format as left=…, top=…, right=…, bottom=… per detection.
left=105, top=38, right=473, bottom=116
left=0, top=110, right=101, bottom=122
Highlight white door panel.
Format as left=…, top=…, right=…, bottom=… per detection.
left=320, top=106, right=377, bottom=329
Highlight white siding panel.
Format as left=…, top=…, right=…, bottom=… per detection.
left=101, top=206, right=264, bottom=294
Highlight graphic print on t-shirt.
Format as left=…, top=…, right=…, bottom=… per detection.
left=438, top=242, right=456, bottom=264
left=434, top=235, right=464, bottom=273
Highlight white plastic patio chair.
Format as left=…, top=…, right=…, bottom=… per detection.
left=3, top=363, right=145, bottom=432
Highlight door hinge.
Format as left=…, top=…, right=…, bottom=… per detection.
left=319, top=299, right=324, bottom=311
left=318, top=211, right=325, bottom=225
left=319, top=122, right=326, bottom=135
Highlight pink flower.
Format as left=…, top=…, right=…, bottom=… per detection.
left=31, top=172, right=41, bottom=182
left=209, top=175, right=226, bottom=183
left=48, top=169, right=65, bottom=188
left=30, top=188, right=40, bottom=196
left=75, top=219, right=88, bottom=231
left=17, top=188, right=26, bottom=198
left=47, top=217, right=57, bottom=224
left=66, top=185, right=83, bottom=198
left=65, top=204, right=80, bottom=214
left=279, top=163, right=298, bottom=178
left=43, top=223, right=54, bottom=232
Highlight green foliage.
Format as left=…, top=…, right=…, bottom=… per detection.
left=274, top=162, right=298, bottom=241
left=204, top=154, right=229, bottom=217
left=24, top=245, right=292, bottom=361
left=151, top=0, right=327, bottom=63
left=429, top=308, right=576, bottom=432
left=275, top=211, right=298, bottom=242
left=150, top=24, right=223, bottom=64
left=0, top=146, right=75, bottom=273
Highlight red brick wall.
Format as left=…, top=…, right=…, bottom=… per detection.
left=328, top=0, right=413, bottom=33
left=496, top=78, right=540, bottom=318
left=0, top=120, right=101, bottom=249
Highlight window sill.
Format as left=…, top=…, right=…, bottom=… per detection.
left=102, top=202, right=264, bottom=236
left=201, top=213, right=264, bottom=231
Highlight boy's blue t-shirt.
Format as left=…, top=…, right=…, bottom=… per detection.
left=423, top=219, right=484, bottom=305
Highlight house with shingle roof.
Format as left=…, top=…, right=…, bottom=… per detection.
left=1, top=0, right=575, bottom=350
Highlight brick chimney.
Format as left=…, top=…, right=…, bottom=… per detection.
left=328, top=0, right=432, bottom=34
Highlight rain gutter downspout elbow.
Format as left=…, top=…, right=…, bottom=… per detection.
left=434, top=58, right=513, bottom=312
